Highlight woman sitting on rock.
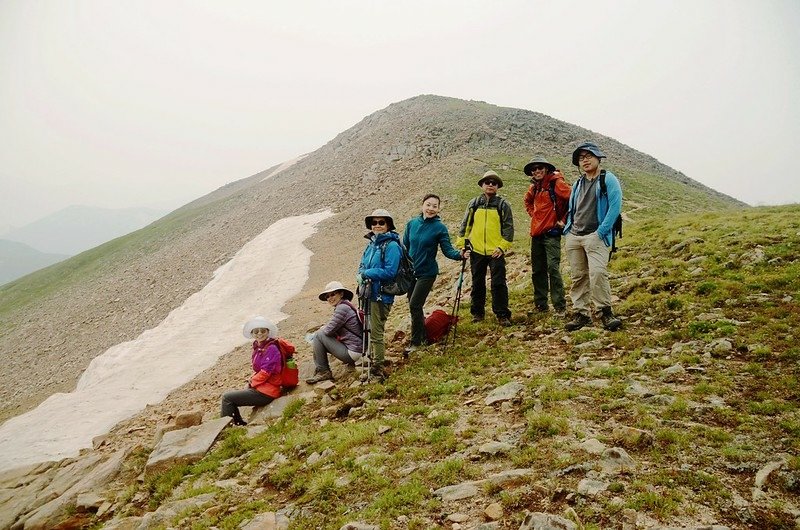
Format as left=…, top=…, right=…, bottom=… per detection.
left=220, top=316, right=282, bottom=426
left=306, top=281, right=364, bottom=384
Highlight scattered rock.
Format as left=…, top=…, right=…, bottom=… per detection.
left=578, top=438, right=606, bottom=455
left=479, top=441, right=514, bottom=455
left=484, top=502, right=503, bottom=520
left=599, top=447, right=637, bottom=474
left=174, top=410, right=204, bottom=428
left=577, top=478, right=610, bottom=496
left=519, top=511, right=577, bottom=530
left=485, top=381, right=524, bottom=405
left=145, top=417, right=231, bottom=473
left=433, top=482, right=480, bottom=501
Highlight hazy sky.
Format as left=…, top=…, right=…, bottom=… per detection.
left=2, top=0, right=799, bottom=229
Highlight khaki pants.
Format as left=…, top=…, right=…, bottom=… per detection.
left=565, top=233, right=612, bottom=316
left=369, top=300, right=391, bottom=366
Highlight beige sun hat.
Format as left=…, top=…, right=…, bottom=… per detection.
left=242, top=316, right=278, bottom=339
left=364, top=208, right=396, bottom=231
left=477, top=170, right=504, bottom=188
left=318, top=280, right=354, bottom=301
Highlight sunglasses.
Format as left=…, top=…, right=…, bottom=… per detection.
left=325, top=292, right=338, bottom=300
left=371, top=219, right=387, bottom=226
left=483, top=181, right=500, bottom=186
left=531, top=166, right=546, bottom=172
left=251, top=328, right=268, bottom=335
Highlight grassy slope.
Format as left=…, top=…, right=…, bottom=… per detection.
left=83, top=160, right=800, bottom=529
left=0, top=202, right=214, bottom=329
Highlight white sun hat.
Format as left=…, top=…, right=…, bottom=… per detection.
left=318, top=280, right=355, bottom=301
left=242, top=316, right=278, bottom=339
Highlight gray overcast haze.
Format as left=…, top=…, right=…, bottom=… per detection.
left=1, top=0, right=799, bottom=229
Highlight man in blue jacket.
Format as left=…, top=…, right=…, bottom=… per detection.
left=563, top=142, right=623, bottom=331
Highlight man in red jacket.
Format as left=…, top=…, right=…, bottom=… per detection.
left=523, top=156, right=572, bottom=315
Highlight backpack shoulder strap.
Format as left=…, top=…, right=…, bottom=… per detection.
left=342, top=299, right=362, bottom=321
left=599, top=169, right=607, bottom=196
left=548, top=180, right=557, bottom=211
left=274, top=338, right=296, bottom=358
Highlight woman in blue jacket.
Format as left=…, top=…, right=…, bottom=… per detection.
left=403, top=194, right=466, bottom=354
left=358, top=208, right=401, bottom=381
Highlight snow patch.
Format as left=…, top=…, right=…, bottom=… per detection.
left=260, top=154, right=307, bottom=182
left=0, top=210, right=333, bottom=471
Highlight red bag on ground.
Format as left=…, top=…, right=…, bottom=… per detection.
left=424, top=309, right=457, bottom=344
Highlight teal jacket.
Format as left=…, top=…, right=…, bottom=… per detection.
left=359, top=231, right=402, bottom=304
left=403, top=215, right=462, bottom=278
left=564, top=170, right=622, bottom=248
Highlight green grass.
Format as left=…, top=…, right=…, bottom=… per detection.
left=54, top=186, right=800, bottom=528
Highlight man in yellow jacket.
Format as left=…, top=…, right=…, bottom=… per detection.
left=457, top=170, right=515, bottom=326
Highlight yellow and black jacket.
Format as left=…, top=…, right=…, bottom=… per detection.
left=456, top=195, right=514, bottom=256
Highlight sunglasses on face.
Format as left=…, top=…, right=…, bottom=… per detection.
left=252, top=328, right=268, bottom=335
left=371, top=219, right=387, bottom=226
left=531, top=166, right=546, bottom=172
left=483, top=181, right=499, bottom=186
left=325, top=292, right=338, bottom=300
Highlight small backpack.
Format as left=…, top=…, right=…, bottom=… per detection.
left=424, top=309, right=458, bottom=344
left=274, top=338, right=299, bottom=389
left=379, top=240, right=415, bottom=296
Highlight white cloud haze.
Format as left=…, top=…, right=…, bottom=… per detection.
left=1, top=0, right=799, bottom=228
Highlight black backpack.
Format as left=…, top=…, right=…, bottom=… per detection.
left=379, top=240, right=415, bottom=296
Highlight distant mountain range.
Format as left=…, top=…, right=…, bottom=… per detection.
left=0, top=239, right=68, bottom=285
left=2, top=205, right=168, bottom=256
left=0, top=205, right=167, bottom=285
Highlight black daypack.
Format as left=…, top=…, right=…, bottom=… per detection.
left=379, top=240, right=415, bottom=296
left=598, top=170, right=623, bottom=255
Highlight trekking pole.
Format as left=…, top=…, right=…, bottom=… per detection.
left=444, top=256, right=468, bottom=354
left=359, top=280, right=372, bottom=382
left=451, top=259, right=466, bottom=346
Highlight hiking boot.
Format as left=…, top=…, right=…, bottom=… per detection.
left=535, top=305, right=549, bottom=312
left=554, top=307, right=567, bottom=318
left=472, top=315, right=485, bottom=323
left=402, top=345, right=417, bottom=359
left=600, top=307, right=622, bottom=331
left=305, top=369, right=334, bottom=384
left=498, top=316, right=513, bottom=327
left=360, top=364, right=386, bottom=382
left=565, top=313, right=592, bottom=331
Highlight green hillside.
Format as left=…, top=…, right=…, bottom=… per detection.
left=82, top=194, right=798, bottom=527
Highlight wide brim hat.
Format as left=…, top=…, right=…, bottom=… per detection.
left=572, top=142, right=606, bottom=166
left=364, top=208, right=396, bottom=231
left=242, top=316, right=278, bottom=339
left=318, top=280, right=354, bottom=301
left=523, top=156, right=556, bottom=176
left=477, top=170, right=504, bottom=188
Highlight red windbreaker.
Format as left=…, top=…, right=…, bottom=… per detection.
left=523, top=171, right=572, bottom=237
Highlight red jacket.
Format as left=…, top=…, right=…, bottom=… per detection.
left=523, top=171, right=571, bottom=237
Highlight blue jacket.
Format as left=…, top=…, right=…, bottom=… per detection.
left=359, top=231, right=402, bottom=304
left=564, top=170, right=622, bottom=247
left=403, top=215, right=462, bottom=279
